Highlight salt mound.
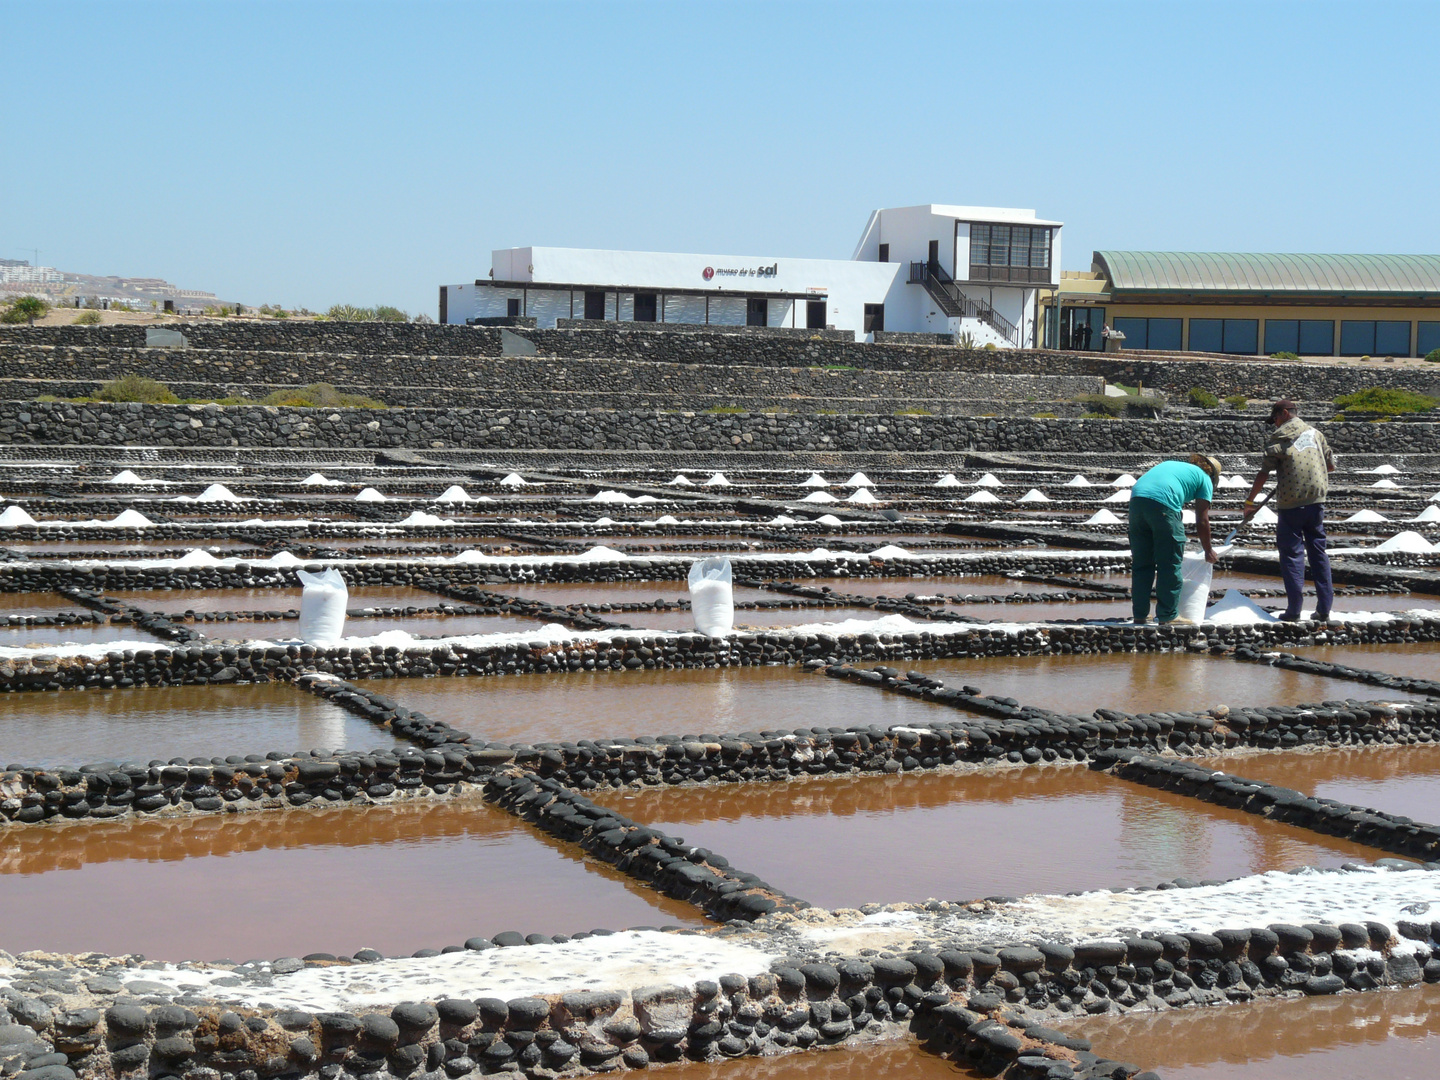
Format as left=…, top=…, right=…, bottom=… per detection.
left=592, top=516, right=616, bottom=526
left=1063, top=475, right=1092, bottom=487
left=844, top=472, right=874, bottom=488
left=1218, top=475, right=1249, bottom=488
left=265, top=551, right=303, bottom=566
left=355, top=488, right=387, bottom=502
left=846, top=488, right=879, bottom=504
left=815, top=514, right=844, bottom=526
left=1111, top=473, right=1137, bottom=487
left=801, top=472, right=829, bottom=488
left=398, top=511, right=450, bottom=526
left=108, top=470, right=143, bottom=484
left=109, top=509, right=153, bottom=527
left=1251, top=505, right=1279, bottom=525
left=933, top=474, right=963, bottom=488
left=1375, top=531, right=1436, bottom=554
left=669, top=474, right=694, bottom=486
left=1430, top=492, right=1440, bottom=503
left=1084, top=508, right=1122, bottom=525
left=173, top=548, right=222, bottom=567
left=704, top=472, right=730, bottom=487
left=1344, top=509, right=1388, bottom=523
left=589, top=490, right=633, bottom=503
left=769, top=514, right=797, bottom=525
left=633, top=495, right=659, bottom=504
left=802, top=491, right=838, bottom=504
left=575, top=545, right=627, bottom=562
left=1018, top=489, right=1050, bottom=503
left=499, top=473, right=527, bottom=488
left=196, top=483, right=241, bottom=503
left=1370, top=478, right=1400, bottom=489
left=975, top=473, right=1003, bottom=487
left=1409, top=505, right=1440, bottom=523
left=1103, top=489, right=1132, bottom=503
left=302, top=473, right=340, bottom=486
left=1370, top=464, right=1401, bottom=474
left=435, top=485, right=473, bottom=503
left=1205, top=589, right=1278, bottom=625
left=868, top=544, right=911, bottom=559
left=964, top=490, right=1001, bottom=504
left=0, top=506, right=38, bottom=526
left=652, top=514, right=681, bottom=525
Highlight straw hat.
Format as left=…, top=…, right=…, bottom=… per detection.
left=1189, top=453, right=1223, bottom=483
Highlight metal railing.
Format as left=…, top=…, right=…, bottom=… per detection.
left=907, top=261, right=1020, bottom=345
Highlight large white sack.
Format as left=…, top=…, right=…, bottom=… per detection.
left=297, top=568, right=349, bottom=645
left=1177, top=550, right=1215, bottom=623
left=688, top=557, right=734, bottom=637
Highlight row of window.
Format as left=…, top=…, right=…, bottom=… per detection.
left=1110, top=316, right=1440, bottom=356
left=514, top=292, right=830, bottom=329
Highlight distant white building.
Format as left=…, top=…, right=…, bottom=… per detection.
left=440, top=204, right=1061, bottom=346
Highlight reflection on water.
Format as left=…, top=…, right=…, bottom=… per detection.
left=0, top=682, right=400, bottom=767
left=0, top=799, right=704, bottom=960
left=1300, top=641, right=1440, bottom=683
left=1077, top=980, right=1440, bottom=1079
left=593, top=767, right=1378, bottom=908
left=102, top=584, right=447, bottom=614
left=658, top=1038, right=968, bottom=1079
left=0, top=623, right=166, bottom=647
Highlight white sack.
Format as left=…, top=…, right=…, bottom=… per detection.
left=688, top=557, right=734, bottom=637
left=297, top=568, right=349, bottom=645
left=1178, top=550, right=1215, bottom=623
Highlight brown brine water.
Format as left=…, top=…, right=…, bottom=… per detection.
left=593, top=766, right=1380, bottom=908
left=0, top=798, right=704, bottom=961
left=202, top=613, right=545, bottom=642
left=0, top=623, right=167, bottom=647
left=0, top=682, right=401, bottom=768
left=657, top=1038, right=968, bottom=1079
left=1294, top=641, right=1440, bottom=682
left=101, top=584, right=448, bottom=614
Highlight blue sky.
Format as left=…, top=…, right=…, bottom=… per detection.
left=3, top=0, right=1436, bottom=316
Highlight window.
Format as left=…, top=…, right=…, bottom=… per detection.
left=633, top=293, right=657, bottom=322
left=1376, top=320, right=1411, bottom=356
left=877, top=243, right=889, bottom=263
left=506, top=298, right=521, bottom=318
left=1188, top=318, right=1257, bottom=354
left=1064, top=307, right=1105, bottom=351
left=583, top=290, right=606, bottom=320
left=1299, top=320, right=1334, bottom=355
left=1264, top=320, right=1299, bottom=355
left=863, top=303, right=885, bottom=333
left=968, top=223, right=1052, bottom=282
left=806, top=300, right=827, bottom=329
left=746, top=297, right=768, bottom=327
left=1112, top=317, right=1182, bottom=352
left=1418, top=322, right=1440, bottom=356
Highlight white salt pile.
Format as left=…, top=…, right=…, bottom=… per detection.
left=1103, top=489, right=1132, bottom=503
left=1370, top=464, right=1401, bottom=474
left=108, top=470, right=143, bottom=484
left=814, top=514, right=845, bottom=526
left=1111, top=473, right=1137, bottom=487
left=1344, top=509, right=1388, bottom=523
left=801, top=472, right=828, bottom=488
left=435, top=485, right=473, bottom=503
left=0, top=506, right=39, bottom=526
left=592, top=517, right=616, bottom=526
left=108, top=509, right=153, bottom=527
left=1218, top=475, right=1250, bottom=488
left=843, top=472, right=874, bottom=488
left=651, top=515, right=681, bottom=525
left=1375, top=531, right=1436, bottom=554
left=499, top=473, right=527, bottom=487
left=397, top=511, right=450, bottom=526
left=354, top=488, right=387, bottom=502
left=975, top=473, right=1003, bottom=487
left=1370, top=478, right=1400, bottom=489
left=846, top=488, right=879, bottom=504
left=1084, top=508, right=1122, bottom=525
left=633, top=495, right=659, bottom=504
left=302, top=473, right=341, bottom=486
left=196, top=483, right=241, bottom=503
left=589, top=490, right=633, bottom=504
left=668, top=474, right=694, bottom=486
left=868, top=544, right=912, bottom=559
left=1205, top=589, right=1278, bottom=625
left=1252, top=505, right=1279, bottom=525
left=964, top=490, right=1001, bottom=504
left=1063, top=475, right=1092, bottom=487
left=1018, top=489, right=1050, bottom=503
left=1409, top=505, right=1440, bottom=523
left=802, top=491, right=838, bottom=504
left=173, top=549, right=223, bottom=567
left=705, top=472, right=731, bottom=487
left=933, top=474, right=963, bottom=488
left=769, top=514, right=797, bottom=525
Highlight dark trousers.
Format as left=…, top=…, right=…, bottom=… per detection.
left=1128, top=496, right=1185, bottom=622
left=1277, top=503, right=1333, bottom=618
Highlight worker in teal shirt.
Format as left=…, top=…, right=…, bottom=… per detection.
left=1128, top=455, right=1222, bottom=624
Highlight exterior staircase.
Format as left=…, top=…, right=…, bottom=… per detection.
left=908, top=260, right=1020, bottom=345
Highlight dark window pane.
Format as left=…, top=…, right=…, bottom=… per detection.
left=1340, top=320, right=1375, bottom=355
left=863, top=304, right=884, bottom=332
left=1418, top=322, right=1440, bottom=356
left=584, top=290, right=606, bottom=320
left=1221, top=319, right=1258, bottom=354
left=746, top=297, right=767, bottom=327
left=990, top=226, right=1009, bottom=268
left=633, top=293, right=657, bottom=322
left=877, top=243, right=889, bottom=263
left=1264, top=320, right=1299, bottom=354
left=1375, top=320, right=1411, bottom=356
left=1031, top=228, right=1050, bottom=269
left=1148, top=318, right=1182, bottom=351
left=970, top=225, right=989, bottom=266
left=1113, top=317, right=1148, bottom=350
left=506, top=298, right=521, bottom=317
left=1189, top=319, right=1222, bottom=352
left=1010, top=225, right=1030, bottom=267
left=806, top=300, right=827, bottom=330
left=1299, top=320, right=1334, bottom=355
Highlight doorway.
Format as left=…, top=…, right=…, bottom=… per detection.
left=746, top=298, right=768, bottom=327
left=583, top=290, right=606, bottom=321
left=806, top=300, right=827, bottom=329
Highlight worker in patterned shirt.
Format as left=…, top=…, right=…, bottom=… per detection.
left=1242, top=399, right=1337, bottom=621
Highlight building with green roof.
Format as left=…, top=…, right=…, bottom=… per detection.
left=1042, top=251, right=1440, bottom=357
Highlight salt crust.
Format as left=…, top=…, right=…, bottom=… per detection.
left=33, top=932, right=778, bottom=1012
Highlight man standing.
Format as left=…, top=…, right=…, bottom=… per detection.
left=1128, top=454, right=1222, bottom=625
left=1242, top=399, right=1336, bottom=621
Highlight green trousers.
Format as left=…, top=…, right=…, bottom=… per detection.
left=1128, top=495, right=1186, bottom=622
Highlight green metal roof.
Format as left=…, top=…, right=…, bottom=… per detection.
left=1094, top=251, right=1440, bottom=295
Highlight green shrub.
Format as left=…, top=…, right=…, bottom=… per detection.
left=96, top=374, right=179, bottom=404
left=1188, top=387, right=1220, bottom=409
left=1032, top=411, right=1057, bottom=419
left=0, top=296, right=50, bottom=324
left=982, top=342, right=997, bottom=352
left=1072, top=393, right=1126, bottom=417
left=259, top=383, right=386, bottom=409
left=1224, top=394, right=1248, bottom=410
left=1425, top=348, right=1440, bottom=363
left=1110, top=382, right=1140, bottom=396
left=73, top=310, right=102, bottom=326
left=1271, top=351, right=1299, bottom=361
left=1333, top=388, right=1439, bottom=416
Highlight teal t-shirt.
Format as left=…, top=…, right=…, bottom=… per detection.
left=1132, top=460, right=1213, bottom=513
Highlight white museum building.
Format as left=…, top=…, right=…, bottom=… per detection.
left=440, top=204, right=1062, bottom=347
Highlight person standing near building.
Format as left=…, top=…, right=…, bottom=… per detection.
left=1128, top=454, right=1222, bottom=625
left=1242, top=399, right=1336, bottom=621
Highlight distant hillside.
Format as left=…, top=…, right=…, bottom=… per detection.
left=0, top=259, right=235, bottom=312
